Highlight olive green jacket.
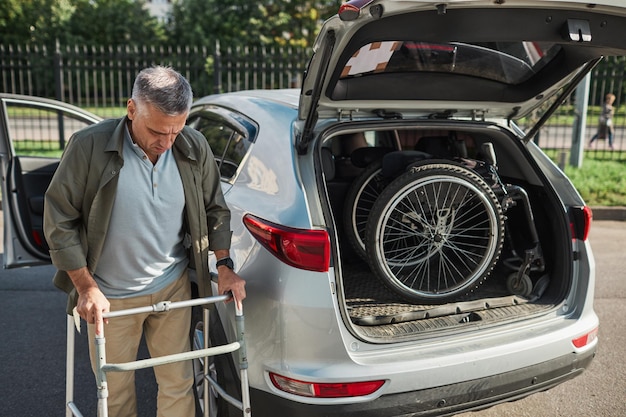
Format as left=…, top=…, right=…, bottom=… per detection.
left=43, top=117, right=232, bottom=313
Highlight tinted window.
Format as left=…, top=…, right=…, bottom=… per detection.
left=341, top=41, right=560, bottom=85
left=4, top=101, right=96, bottom=157
left=187, top=112, right=252, bottom=180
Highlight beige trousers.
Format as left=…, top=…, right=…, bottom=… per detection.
left=88, top=271, right=196, bottom=417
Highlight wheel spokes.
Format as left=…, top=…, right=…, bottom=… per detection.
left=379, top=177, right=499, bottom=296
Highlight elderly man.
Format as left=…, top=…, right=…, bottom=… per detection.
left=44, top=66, right=245, bottom=417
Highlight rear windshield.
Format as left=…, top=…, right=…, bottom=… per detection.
left=340, top=41, right=561, bottom=85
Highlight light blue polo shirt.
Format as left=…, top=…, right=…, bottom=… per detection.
left=94, top=126, right=187, bottom=298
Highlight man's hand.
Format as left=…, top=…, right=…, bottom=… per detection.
left=217, top=267, right=246, bottom=310
left=67, top=267, right=110, bottom=335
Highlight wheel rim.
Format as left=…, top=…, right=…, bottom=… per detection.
left=349, top=168, right=385, bottom=253
left=374, top=174, right=501, bottom=299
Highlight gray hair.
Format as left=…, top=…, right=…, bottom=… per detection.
left=131, top=66, right=193, bottom=116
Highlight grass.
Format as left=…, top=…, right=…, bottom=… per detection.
left=11, top=141, right=64, bottom=158
left=544, top=150, right=626, bottom=206
left=561, top=154, right=626, bottom=206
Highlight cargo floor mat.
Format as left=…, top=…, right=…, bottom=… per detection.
left=342, top=263, right=556, bottom=336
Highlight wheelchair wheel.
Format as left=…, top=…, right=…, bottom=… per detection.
left=365, top=162, right=505, bottom=303
left=342, top=160, right=389, bottom=260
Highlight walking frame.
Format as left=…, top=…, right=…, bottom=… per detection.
left=65, top=294, right=252, bottom=417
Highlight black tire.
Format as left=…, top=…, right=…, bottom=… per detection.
left=365, top=163, right=505, bottom=303
left=342, top=160, right=389, bottom=260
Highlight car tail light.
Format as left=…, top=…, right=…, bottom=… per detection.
left=269, top=372, right=385, bottom=398
left=572, top=327, right=598, bottom=348
left=243, top=214, right=330, bottom=272
left=569, top=205, right=592, bottom=241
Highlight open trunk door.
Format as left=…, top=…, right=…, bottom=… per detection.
left=298, top=0, right=626, bottom=152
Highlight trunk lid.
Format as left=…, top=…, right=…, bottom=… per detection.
left=298, top=0, right=626, bottom=151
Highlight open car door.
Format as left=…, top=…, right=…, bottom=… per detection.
left=0, top=94, right=101, bottom=268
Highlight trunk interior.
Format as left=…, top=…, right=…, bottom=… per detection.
left=322, top=123, right=571, bottom=342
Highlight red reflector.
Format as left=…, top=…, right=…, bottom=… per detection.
left=572, top=327, right=598, bottom=348
left=338, top=4, right=360, bottom=21
left=31, top=230, right=43, bottom=246
left=569, top=205, right=593, bottom=242
left=338, top=0, right=373, bottom=21
left=582, top=206, right=593, bottom=241
left=243, top=214, right=330, bottom=272
left=269, top=372, right=385, bottom=398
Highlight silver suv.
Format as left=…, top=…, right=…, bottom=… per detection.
left=186, top=2, right=614, bottom=415
left=3, top=1, right=624, bottom=416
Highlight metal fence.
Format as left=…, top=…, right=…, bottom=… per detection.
left=0, top=42, right=308, bottom=115
left=1, top=42, right=625, bottom=161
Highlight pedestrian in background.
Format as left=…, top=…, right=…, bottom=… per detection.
left=44, top=65, right=246, bottom=417
left=589, top=92, right=616, bottom=150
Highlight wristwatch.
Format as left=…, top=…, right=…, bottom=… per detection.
left=216, top=257, right=234, bottom=270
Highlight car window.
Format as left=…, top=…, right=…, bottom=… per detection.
left=187, top=112, right=252, bottom=180
left=3, top=100, right=96, bottom=157
left=341, top=41, right=560, bottom=85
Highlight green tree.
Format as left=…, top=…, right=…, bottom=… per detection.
left=253, top=1, right=339, bottom=48
left=0, top=0, right=76, bottom=45
left=66, top=0, right=166, bottom=45
left=168, top=0, right=260, bottom=49
left=0, top=0, right=166, bottom=46
left=168, top=0, right=340, bottom=49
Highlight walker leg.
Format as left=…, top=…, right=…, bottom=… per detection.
left=235, top=304, right=251, bottom=416
left=95, top=331, right=109, bottom=417
left=240, top=369, right=251, bottom=417
left=203, top=307, right=210, bottom=417
left=66, top=315, right=75, bottom=417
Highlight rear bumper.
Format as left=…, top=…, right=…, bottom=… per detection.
left=248, top=347, right=595, bottom=417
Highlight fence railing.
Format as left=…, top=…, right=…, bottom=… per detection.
left=1, top=42, right=624, bottom=161
left=0, top=42, right=309, bottom=114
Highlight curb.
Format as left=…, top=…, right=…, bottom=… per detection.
left=590, top=206, right=626, bottom=221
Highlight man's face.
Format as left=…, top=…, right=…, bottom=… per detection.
left=127, top=99, right=188, bottom=163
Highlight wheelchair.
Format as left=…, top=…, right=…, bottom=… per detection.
left=343, top=136, right=545, bottom=304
